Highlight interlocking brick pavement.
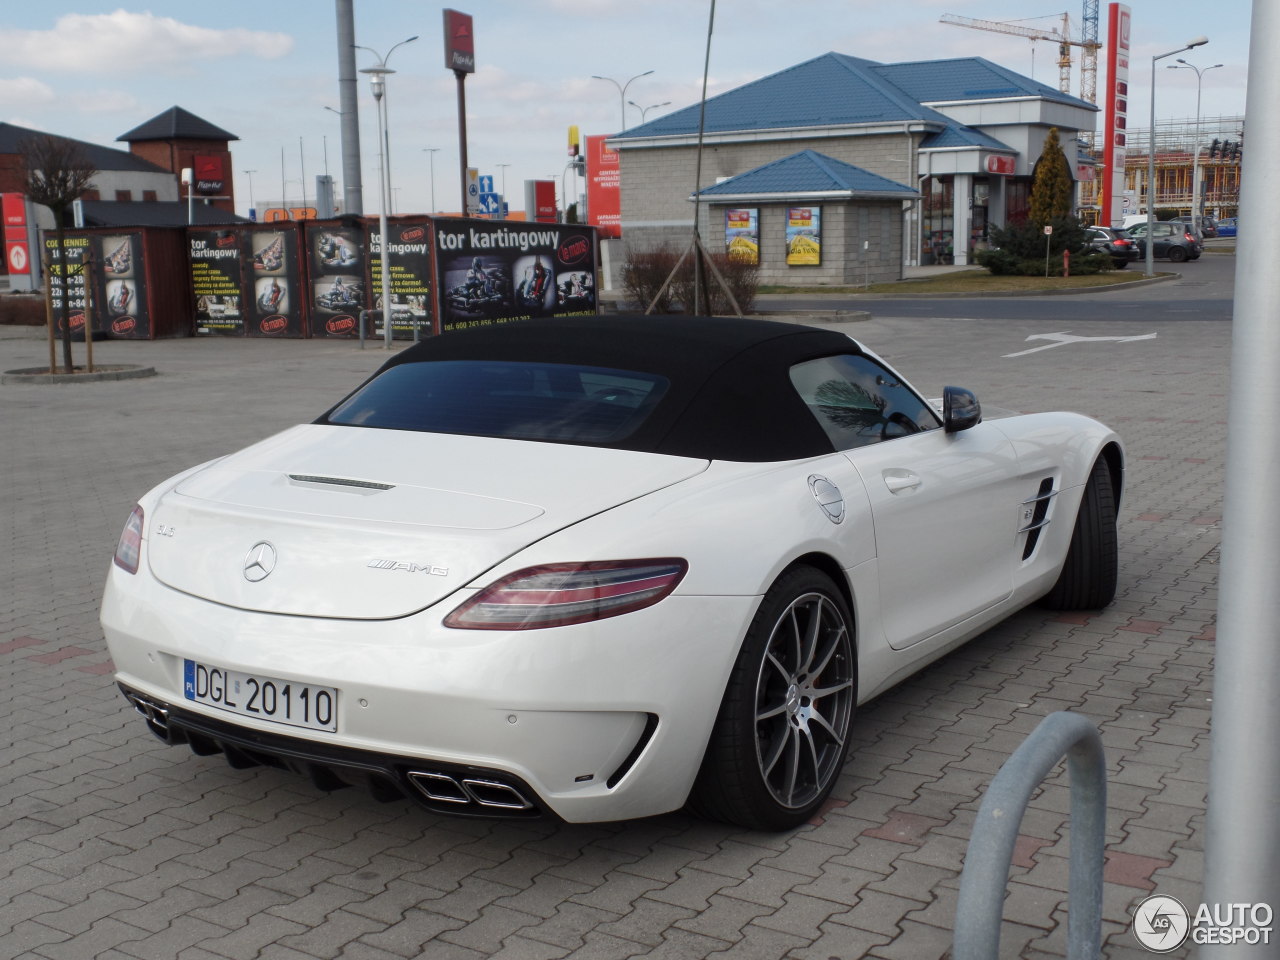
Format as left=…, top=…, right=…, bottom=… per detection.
left=0, top=288, right=1226, bottom=958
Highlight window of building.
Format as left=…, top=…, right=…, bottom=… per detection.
left=143, top=190, right=157, bottom=202
left=920, top=176, right=954, bottom=265
left=115, top=190, right=131, bottom=202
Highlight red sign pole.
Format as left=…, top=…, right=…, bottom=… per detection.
left=443, top=10, right=475, bottom=217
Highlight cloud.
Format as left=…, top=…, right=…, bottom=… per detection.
left=4, top=9, right=293, bottom=73
left=0, top=77, right=56, bottom=108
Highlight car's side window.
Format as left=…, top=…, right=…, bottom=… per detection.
left=790, top=354, right=942, bottom=451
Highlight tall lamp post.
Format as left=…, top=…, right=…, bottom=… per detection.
left=365, top=69, right=393, bottom=348
left=356, top=37, right=418, bottom=218
left=1146, top=35, right=1208, bottom=277
left=628, top=100, right=671, bottom=123
left=1168, top=59, right=1224, bottom=225
left=422, top=148, right=440, bottom=212
left=591, top=70, right=654, bottom=131
left=242, top=169, right=256, bottom=219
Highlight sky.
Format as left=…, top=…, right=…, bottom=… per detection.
left=0, top=1, right=1254, bottom=218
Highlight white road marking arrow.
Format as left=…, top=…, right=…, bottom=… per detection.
left=1003, top=331, right=1158, bottom=358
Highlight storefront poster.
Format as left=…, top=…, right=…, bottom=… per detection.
left=96, top=232, right=150, bottom=338
left=434, top=219, right=597, bottom=332
left=245, top=229, right=304, bottom=337
left=191, top=229, right=244, bottom=335
left=785, top=207, right=821, bottom=265
left=724, top=208, right=759, bottom=264
left=307, top=223, right=365, bottom=338
left=367, top=219, right=434, bottom=339
left=586, top=135, right=620, bottom=238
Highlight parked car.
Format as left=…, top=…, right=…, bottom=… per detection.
left=1216, top=217, right=1238, bottom=238
left=1170, top=215, right=1217, bottom=239
left=1086, top=226, right=1140, bottom=268
left=1125, top=221, right=1203, bottom=263
left=101, top=315, right=1123, bottom=830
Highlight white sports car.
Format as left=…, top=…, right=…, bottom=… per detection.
left=101, top=315, right=1121, bottom=830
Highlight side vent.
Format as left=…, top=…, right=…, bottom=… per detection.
left=1020, top=478, right=1057, bottom=561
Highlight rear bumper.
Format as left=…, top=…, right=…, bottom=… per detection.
left=102, top=564, right=757, bottom=823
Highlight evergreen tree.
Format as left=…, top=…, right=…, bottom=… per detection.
left=1028, top=127, right=1074, bottom=227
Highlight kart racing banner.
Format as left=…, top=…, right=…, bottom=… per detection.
left=306, top=221, right=366, bottom=338
left=434, top=218, right=597, bottom=332
left=367, top=218, right=435, bottom=340
left=244, top=227, right=305, bottom=338
left=93, top=232, right=152, bottom=338
left=191, top=229, right=245, bottom=336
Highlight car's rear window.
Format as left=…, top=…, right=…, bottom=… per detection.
left=325, top=360, right=670, bottom=444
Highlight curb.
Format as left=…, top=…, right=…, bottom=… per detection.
left=3, top=364, right=158, bottom=385
left=754, top=271, right=1182, bottom=301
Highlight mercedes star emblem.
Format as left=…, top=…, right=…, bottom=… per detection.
left=243, top=541, right=277, bottom=582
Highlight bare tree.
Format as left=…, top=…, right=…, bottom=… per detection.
left=23, top=135, right=96, bottom=373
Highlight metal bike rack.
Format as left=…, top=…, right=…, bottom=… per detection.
left=953, top=711, right=1107, bottom=960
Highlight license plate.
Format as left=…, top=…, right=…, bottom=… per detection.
left=183, top=660, right=338, bottom=733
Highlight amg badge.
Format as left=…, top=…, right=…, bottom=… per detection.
left=368, top=559, right=449, bottom=576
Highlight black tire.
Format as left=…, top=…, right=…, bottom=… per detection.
left=1041, top=456, right=1118, bottom=610
left=1113, top=260, right=1128, bottom=269
left=1167, top=245, right=1188, bottom=263
left=688, top=566, right=856, bottom=830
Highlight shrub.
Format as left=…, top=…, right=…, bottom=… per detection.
left=621, top=245, right=760, bottom=315
left=975, top=216, right=1114, bottom=276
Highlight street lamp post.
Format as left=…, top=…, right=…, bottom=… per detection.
left=1168, top=59, right=1224, bottom=225
left=366, top=70, right=393, bottom=349
left=591, top=70, right=654, bottom=131
left=1146, top=36, right=1209, bottom=277
left=356, top=36, right=418, bottom=220
left=422, top=148, right=440, bottom=213
left=627, top=100, right=671, bottom=123
left=496, top=163, right=511, bottom=203
left=242, top=169, right=256, bottom=219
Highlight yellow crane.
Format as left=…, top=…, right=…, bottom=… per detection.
left=940, top=12, right=1101, bottom=104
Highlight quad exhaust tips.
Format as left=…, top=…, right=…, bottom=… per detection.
left=408, top=771, right=534, bottom=810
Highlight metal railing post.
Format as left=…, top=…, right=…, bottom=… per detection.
left=953, top=711, right=1107, bottom=960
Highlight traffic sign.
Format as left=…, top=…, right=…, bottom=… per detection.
left=478, top=175, right=495, bottom=194
left=478, top=192, right=501, bottom=216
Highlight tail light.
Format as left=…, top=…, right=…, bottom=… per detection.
left=1185, top=232, right=1196, bottom=242
left=1114, top=238, right=1132, bottom=247
left=444, top=559, right=687, bottom=630
left=114, top=505, right=145, bottom=574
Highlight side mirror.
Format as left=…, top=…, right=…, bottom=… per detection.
left=943, top=386, right=981, bottom=433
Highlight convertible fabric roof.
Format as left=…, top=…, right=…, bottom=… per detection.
left=359, top=315, right=864, bottom=462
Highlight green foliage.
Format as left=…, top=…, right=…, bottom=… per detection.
left=1028, top=127, right=1074, bottom=227
left=975, top=216, right=1114, bottom=276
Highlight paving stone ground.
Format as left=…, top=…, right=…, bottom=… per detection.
left=0, top=289, right=1225, bottom=959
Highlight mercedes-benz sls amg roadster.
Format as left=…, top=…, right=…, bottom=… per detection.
left=102, top=315, right=1121, bottom=829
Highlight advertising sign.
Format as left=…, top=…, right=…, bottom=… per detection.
left=45, top=234, right=91, bottom=337
left=434, top=218, right=596, bottom=331
left=724, top=208, right=759, bottom=264
left=191, top=229, right=244, bottom=335
left=1101, top=3, right=1132, bottom=227
left=245, top=229, right=304, bottom=337
left=443, top=9, right=475, bottom=73
left=2, top=194, right=31, bottom=275
left=95, top=233, right=150, bottom=338
left=306, top=223, right=365, bottom=338
left=368, top=218, right=435, bottom=339
left=785, top=207, right=822, bottom=265
left=585, top=135, right=620, bottom=238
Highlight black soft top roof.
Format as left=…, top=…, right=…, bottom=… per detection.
left=365, top=315, right=865, bottom=461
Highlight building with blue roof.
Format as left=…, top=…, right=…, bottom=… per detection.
left=605, top=51, right=1097, bottom=281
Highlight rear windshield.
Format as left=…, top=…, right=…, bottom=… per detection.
left=324, top=360, right=670, bottom=444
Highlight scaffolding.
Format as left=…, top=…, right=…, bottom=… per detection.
left=1078, top=116, right=1244, bottom=221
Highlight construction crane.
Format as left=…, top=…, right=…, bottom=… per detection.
left=940, top=11, right=1102, bottom=104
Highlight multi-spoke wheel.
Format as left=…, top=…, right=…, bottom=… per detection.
left=689, top=566, right=856, bottom=830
